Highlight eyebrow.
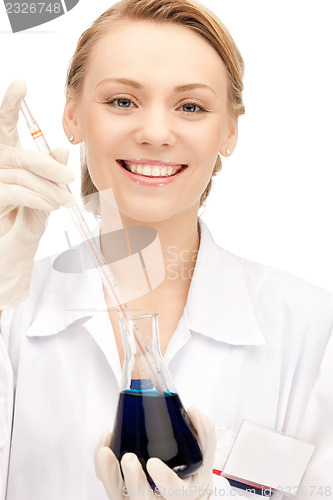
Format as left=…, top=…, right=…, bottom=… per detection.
left=96, top=78, right=217, bottom=96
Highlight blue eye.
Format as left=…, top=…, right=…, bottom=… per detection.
left=181, top=103, right=206, bottom=113
left=105, top=97, right=135, bottom=108
left=114, top=98, right=133, bottom=108
left=183, top=103, right=198, bottom=113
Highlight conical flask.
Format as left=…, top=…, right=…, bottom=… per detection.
left=110, top=313, right=203, bottom=487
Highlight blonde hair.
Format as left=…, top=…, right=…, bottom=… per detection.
left=65, top=0, right=245, bottom=216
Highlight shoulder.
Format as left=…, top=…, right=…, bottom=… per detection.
left=235, top=250, right=333, bottom=314
left=0, top=247, right=89, bottom=346
left=1, top=256, right=53, bottom=321
left=235, top=251, right=333, bottom=329
left=200, top=220, right=333, bottom=311
left=230, top=252, right=333, bottom=364
left=200, top=220, right=333, bottom=349
left=0, top=256, right=55, bottom=373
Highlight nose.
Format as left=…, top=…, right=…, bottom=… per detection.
left=133, top=105, right=176, bottom=147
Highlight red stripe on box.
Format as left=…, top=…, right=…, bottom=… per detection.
left=212, top=470, right=276, bottom=493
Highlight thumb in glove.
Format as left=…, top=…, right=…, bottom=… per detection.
left=0, top=79, right=27, bottom=147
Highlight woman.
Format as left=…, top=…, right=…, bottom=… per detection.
left=0, top=0, right=332, bottom=498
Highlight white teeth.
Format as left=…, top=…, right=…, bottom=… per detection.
left=143, top=166, right=151, bottom=175
left=152, top=167, right=161, bottom=177
left=123, top=162, right=183, bottom=177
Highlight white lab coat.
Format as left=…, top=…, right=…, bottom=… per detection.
left=0, top=220, right=332, bottom=499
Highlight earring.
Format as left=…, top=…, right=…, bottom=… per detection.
left=226, top=147, right=232, bottom=156
left=68, top=134, right=74, bottom=142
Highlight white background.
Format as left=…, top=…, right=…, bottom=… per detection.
left=0, top=0, right=332, bottom=290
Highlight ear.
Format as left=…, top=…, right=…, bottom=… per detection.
left=219, top=114, right=238, bottom=157
left=62, top=97, right=83, bottom=144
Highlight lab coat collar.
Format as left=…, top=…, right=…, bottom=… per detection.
left=185, top=220, right=266, bottom=346
left=26, top=220, right=107, bottom=338
left=25, top=265, right=106, bottom=337
left=26, top=220, right=265, bottom=347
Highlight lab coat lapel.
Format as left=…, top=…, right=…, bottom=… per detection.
left=186, top=220, right=266, bottom=346
left=83, top=311, right=122, bottom=385
left=165, top=221, right=265, bottom=366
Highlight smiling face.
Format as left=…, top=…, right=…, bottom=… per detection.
left=63, top=20, right=238, bottom=223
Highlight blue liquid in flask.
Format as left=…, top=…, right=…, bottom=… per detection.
left=110, top=380, right=203, bottom=488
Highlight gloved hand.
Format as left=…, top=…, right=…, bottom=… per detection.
left=94, top=431, right=150, bottom=499
left=94, top=407, right=217, bottom=499
left=0, top=79, right=75, bottom=310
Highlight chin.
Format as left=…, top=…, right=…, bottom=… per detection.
left=117, top=199, right=181, bottom=224
left=121, top=208, right=175, bottom=224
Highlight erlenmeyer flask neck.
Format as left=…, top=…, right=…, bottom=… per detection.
left=122, top=313, right=158, bottom=358
left=119, top=313, right=175, bottom=395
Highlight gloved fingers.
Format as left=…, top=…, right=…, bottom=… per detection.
left=146, top=409, right=217, bottom=499
left=121, top=453, right=151, bottom=498
left=94, top=430, right=112, bottom=481
left=50, top=147, right=70, bottom=166
left=0, top=79, right=26, bottom=147
left=0, top=185, right=65, bottom=211
left=147, top=457, right=185, bottom=498
left=147, top=460, right=208, bottom=500
left=99, top=430, right=112, bottom=448
left=0, top=144, right=75, bottom=184
left=0, top=172, right=75, bottom=211
left=187, top=407, right=216, bottom=472
left=0, top=166, right=75, bottom=205
left=94, top=446, right=123, bottom=499
left=0, top=205, right=16, bottom=223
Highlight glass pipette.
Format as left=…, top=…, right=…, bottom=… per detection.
left=20, top=98, right=166, bottom=394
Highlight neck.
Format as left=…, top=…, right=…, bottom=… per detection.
left=100, top=204, right=200, bottom=302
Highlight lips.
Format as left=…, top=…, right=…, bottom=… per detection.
left=117, top=159, right=188, bottom=178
